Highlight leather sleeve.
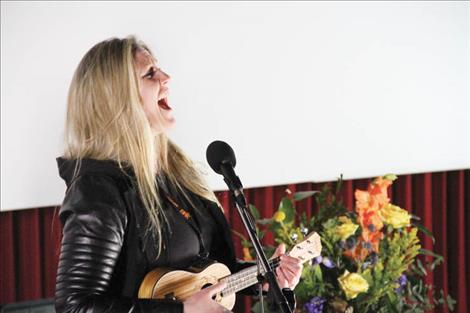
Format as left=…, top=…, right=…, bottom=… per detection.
left=55, top=174, right=184, bottom=313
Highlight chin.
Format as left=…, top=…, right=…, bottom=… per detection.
left=164, top=122, right=176, bottom=132
left=164, top=116, right=176, bottom=128
left=151, top=123, right=175, bottom=136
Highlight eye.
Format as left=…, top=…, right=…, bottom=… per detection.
left=143, top=67, right=157, bottom=79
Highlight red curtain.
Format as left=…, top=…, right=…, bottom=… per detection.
left=1, top=169, right=469, bottom=313
left=0, top=205, right=62, bottom=303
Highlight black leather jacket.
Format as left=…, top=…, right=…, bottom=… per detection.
left=55, top=157, right=295, bottom=313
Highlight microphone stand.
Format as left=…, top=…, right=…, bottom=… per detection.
left=222, top=172, right=293, bottom=313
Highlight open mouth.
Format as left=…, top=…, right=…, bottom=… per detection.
left=157, top=97, right=172, bottom=110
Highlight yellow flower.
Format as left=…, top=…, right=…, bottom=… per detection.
left=338, top=270, right=369, bottom=299
left=242, top=247, right=253, bottom=261
left=273, top=211, right=286, bottom=222
left=336, top=217, right=359, bottom=241
left=379, top=203, right=411, bottom=228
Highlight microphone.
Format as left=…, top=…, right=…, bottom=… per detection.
left=206, top=140, right=245, bottom=206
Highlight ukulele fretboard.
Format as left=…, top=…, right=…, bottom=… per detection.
left=220, top=257, right=281, bottom=296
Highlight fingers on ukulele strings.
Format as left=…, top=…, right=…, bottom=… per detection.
left=207, top=281, right=227, bottom=297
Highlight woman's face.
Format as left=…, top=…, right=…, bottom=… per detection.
left=134, top=48, right=175, bottom=134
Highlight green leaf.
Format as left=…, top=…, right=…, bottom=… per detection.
left=362, top=268, right=373, bottom=286
left=231, top=229, right=247, bottom=241
left=418, top=248, right=443, bottom=261
left=313, top=264, right=323, bottom=281
left=447, top=294, right=456, bottom=311
left=419, top=249, right=444, bottom=271
left=416, top=259, right=427, bottom=276
left=278, top=197, right=295, bottom=224
left=413, top=222, right=435, bottom=244
left=335, top=174, right=344, bottom=194
left=268, top=221, right=281, bottom=234
left=257, top=218, right=273, bottom=225
left=249, top=204, right=260, bottom=220
left=300, top=212, right=308, bottom=226
left=231, top=229, right=252, bottom=248
left=383, top=174, right=398, bottom=181
left=309, top=215, right=316, bottom=229
left=293, top=190, right=319, bottom=201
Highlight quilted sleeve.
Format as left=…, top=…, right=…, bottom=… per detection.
left=55, top=174, right=183, bottom=313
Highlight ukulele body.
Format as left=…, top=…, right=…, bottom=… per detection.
left=138, top=262, right=235, bottom=310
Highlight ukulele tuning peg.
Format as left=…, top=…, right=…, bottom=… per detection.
left=290, top=233, right=298, bottom=242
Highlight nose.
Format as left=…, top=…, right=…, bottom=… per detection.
left=159, top=69, right=171, bottom=86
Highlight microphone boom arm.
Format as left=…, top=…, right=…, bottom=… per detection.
left=230, top=184, right=293, bottom=313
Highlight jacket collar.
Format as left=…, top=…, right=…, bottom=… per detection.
left=56, top=157, right=135, bottom=187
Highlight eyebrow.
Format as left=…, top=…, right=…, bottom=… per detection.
left=140, top=66, right=153, bottom=78
left=141, top=59, right=159, bottom=76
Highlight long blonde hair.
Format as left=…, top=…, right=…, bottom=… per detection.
left=63, top=36, right=221, bottom=254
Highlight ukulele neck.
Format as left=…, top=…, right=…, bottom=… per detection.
left=220, top=257, right=280, bottom=296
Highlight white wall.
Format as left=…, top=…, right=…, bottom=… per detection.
left=1, top=1, right=469, bottom=211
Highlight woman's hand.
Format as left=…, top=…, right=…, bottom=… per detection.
left=265, top=243, right=303, bottom=290
left=183, top=282, right=231, bottom=313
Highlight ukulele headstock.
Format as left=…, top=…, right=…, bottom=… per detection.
left=288, top=232, right=322, bottom=263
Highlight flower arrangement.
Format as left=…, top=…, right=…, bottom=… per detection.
left=237, top=175, right=455, bottom=313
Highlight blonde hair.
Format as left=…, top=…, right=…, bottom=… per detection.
left=63, top=36, right=221, bottom=254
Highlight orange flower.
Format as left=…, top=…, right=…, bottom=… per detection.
left=360, top=209, right=384, bottom=232
left=343, top=238, right=369, bottom=261
left=365, top=230, right=383, bottom=252
left=368, top=176, right=392, bottom=208
left=343, top=241, right=361, bottom=260
left=345, top=175, right=395, bottom=261
left=355, top=190, right=374, bottom=211
left=343, top=233, right=383, bottom=261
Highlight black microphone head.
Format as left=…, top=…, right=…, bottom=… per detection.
left=206, top=140, right=237, bottom=174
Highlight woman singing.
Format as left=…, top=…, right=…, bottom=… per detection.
left=55, top=36, right=302, bottom=313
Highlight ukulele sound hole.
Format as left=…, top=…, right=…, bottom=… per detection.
left=201, top=283, right=216, bottom=299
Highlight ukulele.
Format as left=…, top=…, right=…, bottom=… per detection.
left=138, top=232, right=322, bottom=310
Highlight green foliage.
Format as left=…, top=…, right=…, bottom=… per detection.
left=294, top=190, right=320, bottom=202
left=356, top=228, right=422, bottom=311
left=313, top=180, right=348, bottom=229
left=278, top=197, right=295, bottom=226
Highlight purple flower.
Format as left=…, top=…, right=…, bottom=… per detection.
left=304, top=296, right=326, bottom=313
left=395, top=274, right=407, bottom=292
left=321, top=257, right=335, bottom=268
left=313, top=256, right=335, bottom=269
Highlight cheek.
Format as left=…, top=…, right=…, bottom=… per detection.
left=140, top=81, right=159, bottom=105
left=140, top=88, right=159, bottom=122
left=140, top=86, right=158, bottom=120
